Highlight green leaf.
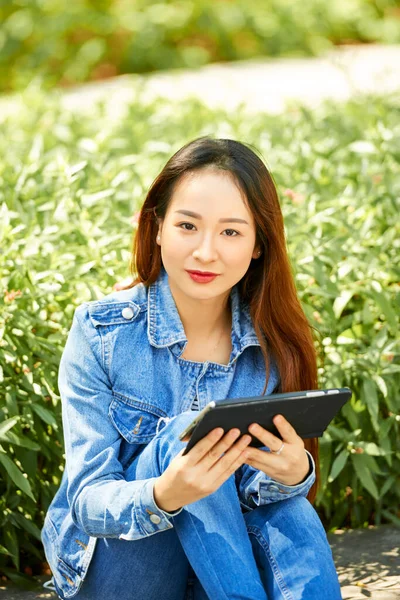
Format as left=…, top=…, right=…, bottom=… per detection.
left=354, top=442, right=388, bottom=456
left=341, top=401, right=359, bottom=430
left=0, top=451, right=36, bottom=502
left=333, top=290, right=354, bottom=319
left=326, top=425, right=352, bottom=442
left=0, top=567, right=37, bottom=590
left=361, top=379, right=379, bottom=433
left=369, top=288, right=398, bottom=334
left=10, top=513, right=42, bottom=541
left=0, top=416, right=20, bottom=437
left=2, top=524, right=19, bottom=571
left=328, top=449, right=348, bottom=482
left=0, top=430, right=41, bottom=450
left=379, top=415, right=395, bottom=441
left=380, top=475, right=396, bottom=498
left=30, top=403, right=58, bottom=428
left=0, top=544, right=13, bottom=556
left=381, top=509, right=400, bottom=528
left=318, top=439, right=332, bottom=490
left=351, top=454, right=379, bottom=500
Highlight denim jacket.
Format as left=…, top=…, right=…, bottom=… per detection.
left=41, top=264, right=316, bottom=598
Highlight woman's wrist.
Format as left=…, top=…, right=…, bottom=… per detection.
left=153, top=477, right=183, bottom=513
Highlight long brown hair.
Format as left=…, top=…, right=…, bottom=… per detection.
left=120, top=136, right=320, bottom=503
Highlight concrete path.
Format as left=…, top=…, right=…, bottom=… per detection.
left=0, top=524, right=398, bottom=599
left=61, top=43, right=400, bottom=117
left=1, top=44, right=400, bottom=122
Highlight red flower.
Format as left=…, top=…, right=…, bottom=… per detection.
left=4, top=289, right=23, bottom=302
left=283, top=189, right=305, bottom=204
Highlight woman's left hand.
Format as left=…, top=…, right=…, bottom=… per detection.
left=243, top=414, right=310, bottom=486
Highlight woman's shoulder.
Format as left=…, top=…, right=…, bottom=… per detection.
left=73, top=282, right=148, bottom=330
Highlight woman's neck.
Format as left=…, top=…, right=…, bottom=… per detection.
left=169, top=279, right=232, bottom=341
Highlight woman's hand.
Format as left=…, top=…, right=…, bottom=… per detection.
left=243, top=414, right=310, bottom=486
left=153, top=427, right=252, bottom=513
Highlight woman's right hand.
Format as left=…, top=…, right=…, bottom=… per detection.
left=153, top=427, right=252, bottom=513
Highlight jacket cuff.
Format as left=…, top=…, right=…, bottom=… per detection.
left=119, top=478, right=182, bottom=541
left=253, top=450, right=316, bottom=506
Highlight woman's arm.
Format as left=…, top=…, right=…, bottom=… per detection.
left=59, top=304, right=180, bottom=540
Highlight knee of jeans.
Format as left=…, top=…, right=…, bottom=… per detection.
left=156, top=410, right=197, bottom=437
left=154, top=411, right=197, bottom=462
left=250, top=496, right=323, bottom=532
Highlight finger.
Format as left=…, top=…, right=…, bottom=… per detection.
left=272, top=414, right=301, bottom=445
left=188, top=427, right=245, bottom=465
left=244, top=455, right=279, bottom=478
left=185, top=427, right=225, bottom=461
left=211, top=437, right=253, bottom=485
left=199, top=428, right=244, bottom=468
left=208, top=434, right=252, bottom=478
left=247, top=422, right=283, bottom=451
left=244, top=446, right=287, bottom=471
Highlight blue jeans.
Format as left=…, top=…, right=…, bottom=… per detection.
left=54, top=412, right=342, bottom=600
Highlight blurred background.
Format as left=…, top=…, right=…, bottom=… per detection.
left=1, top=0, right=400, bottom=93
left=0, top=0, right=399, bottom=594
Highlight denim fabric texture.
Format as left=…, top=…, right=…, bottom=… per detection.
left=40, top=264, right=330, bottom=599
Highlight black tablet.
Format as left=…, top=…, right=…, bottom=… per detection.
left=179, top=387, right=352, bottom=456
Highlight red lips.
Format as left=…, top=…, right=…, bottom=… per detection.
left=187, top=270, right=219, bottom=276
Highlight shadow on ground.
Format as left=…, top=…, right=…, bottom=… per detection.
left=328, top=524, right=400, bottom=600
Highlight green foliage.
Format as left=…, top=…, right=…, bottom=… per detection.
left=0, top=88, right=399, bottom=578
left=1, top=0, right=400, bottom=93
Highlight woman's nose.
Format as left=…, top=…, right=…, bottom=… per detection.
left=193, top=238, right=218, bottom=260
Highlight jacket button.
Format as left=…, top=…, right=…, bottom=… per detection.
left=150, top=514, right=161, bottom=524
left=122, top=307, right=134, bottom=320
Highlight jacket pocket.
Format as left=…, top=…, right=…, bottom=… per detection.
left=109, top=392, right=168, bottom=444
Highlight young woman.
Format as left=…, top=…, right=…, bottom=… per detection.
left=41, top=137, right=342, bottom=599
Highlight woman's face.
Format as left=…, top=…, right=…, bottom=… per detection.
left=156, top=168, right=261, bottom=301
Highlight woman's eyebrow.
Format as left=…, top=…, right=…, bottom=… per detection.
left=174, top=209, right=249, bottom=225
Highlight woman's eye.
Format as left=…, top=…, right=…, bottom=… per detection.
left=177, top=222, right=239, bottom=236
left=179, top=222, right=195, bottom=231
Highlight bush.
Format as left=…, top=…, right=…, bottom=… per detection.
left=0, top=88, right=399, bottom=582
left=0, top=0, right=400, bottom=93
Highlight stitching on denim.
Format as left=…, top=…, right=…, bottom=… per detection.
left=247, top=526, right=294, bottom=600
left=99, top=325, right=112, bottom=380
left=111, top=391, right=167, bottom=416
left=101, top=329, right=109, bottom=378
left=80, top=535, right=97, bottom=574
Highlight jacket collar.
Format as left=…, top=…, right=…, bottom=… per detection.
left=147, top=264, right=261, bottom=353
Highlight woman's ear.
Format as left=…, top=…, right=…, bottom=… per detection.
left=156, top=223, right=163, bottom=245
